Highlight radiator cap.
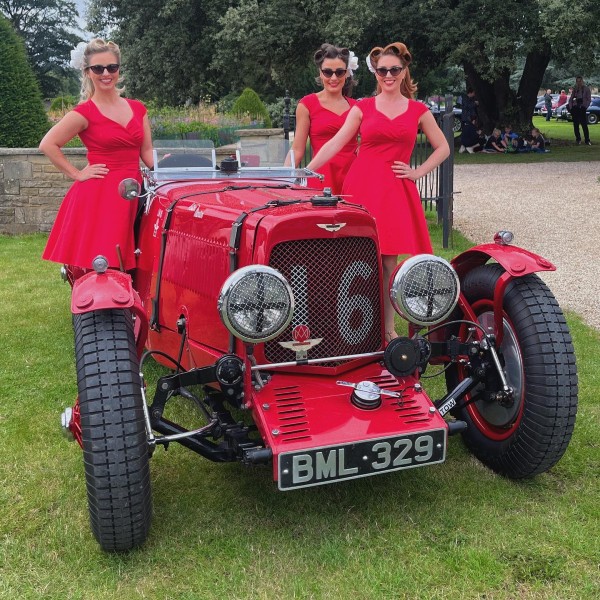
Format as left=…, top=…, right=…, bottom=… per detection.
left=311, top=187, right=339, bottom=206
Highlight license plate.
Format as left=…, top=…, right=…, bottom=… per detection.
left=278, top=429, right=446, bottom=490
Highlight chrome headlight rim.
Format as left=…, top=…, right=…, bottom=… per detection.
left=218, top=265, right=294, bottom=343
left=390, top=254, right=460, bottom=327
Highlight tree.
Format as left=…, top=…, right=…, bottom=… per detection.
left=0, top=16, right=49, bottom=147
left=0, top=0, right=82, bottom=98
left=384, top=0, right=600, bottom=131
left=87, top=0, right=236, bottom=105
left=86, top=0, right=600, bottom=129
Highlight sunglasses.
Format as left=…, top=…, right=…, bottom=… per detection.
left=375, top=66, right=404, bottom=77
left=321, top=68, right=347, bottom=78
left=87, top=64, right=120, bottom=74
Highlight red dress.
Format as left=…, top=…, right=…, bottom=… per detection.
left=342, top=97, right=432, bottom=256
left=300, top=93, right=357, bottom=194
left=43, top=98, right=146, bottom=270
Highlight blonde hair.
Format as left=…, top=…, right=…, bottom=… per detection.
left=80, top=38, right=124, bottom=101
left=368, top=42, right=417, bottom=98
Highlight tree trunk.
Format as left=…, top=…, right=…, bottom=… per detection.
left=517, top=44, right=552, bottom=127
left=464, top=44, right=551, bottom=134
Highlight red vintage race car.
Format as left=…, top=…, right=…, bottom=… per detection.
left=59, top=142, right=578, bottom=552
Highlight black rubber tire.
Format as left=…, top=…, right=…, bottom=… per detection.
left=446, top=264, right=578, bottom=478
left=74, top=309, right=152, bottom=551
left=587, top=113, right=598, bottom=125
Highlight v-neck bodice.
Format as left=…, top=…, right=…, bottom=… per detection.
left=73, top=98, right=145, bottom=168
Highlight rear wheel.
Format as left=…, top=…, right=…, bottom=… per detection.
left=74, top=309, right=152, bottom=551
left=587, top=113, right=598, bottom=125
left=446, top=264, right=578, bottom=478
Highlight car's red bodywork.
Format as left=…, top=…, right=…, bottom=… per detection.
left=61, top=152, right=577, bottom=551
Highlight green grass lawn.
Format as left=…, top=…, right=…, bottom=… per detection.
left=454, top=116, right=600, bottom=164
left=1, top=232, right=599, bottom=599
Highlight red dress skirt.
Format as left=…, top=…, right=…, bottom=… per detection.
left=300, top=93, right=357, bottom=195
left=43, top=98, right=146, bottom=270
left=342, top=97, right=432, bottom=256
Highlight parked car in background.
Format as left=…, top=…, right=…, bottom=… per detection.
left=427, top=101, right=462, bottom=133
left=554, top=102, right=570, bottom=121
left=566, top=95, right=600, bottom=125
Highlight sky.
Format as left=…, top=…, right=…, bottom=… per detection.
left=74, top=0, right=89, bottom=33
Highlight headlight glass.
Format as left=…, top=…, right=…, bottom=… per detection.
left=218, top=266, right=294, bottom=343
left=390, top=255, right=460, bottom=326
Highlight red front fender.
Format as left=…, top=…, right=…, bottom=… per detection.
left=71, top=270, right=148, bottom=355
left=451, top=243, right=555, bottom=279
left=451, top=243, right=555, bottom=345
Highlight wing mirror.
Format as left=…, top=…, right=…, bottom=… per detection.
left=118, top=178, right=141, bottom=201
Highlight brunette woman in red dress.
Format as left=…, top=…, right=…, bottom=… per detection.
left=306, top=42, right=450, bottom=341
left=40, top=38, right=153, bottom=271
left=288, top=44, right=359, bottom=194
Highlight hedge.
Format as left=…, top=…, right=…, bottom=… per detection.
left=0, top=16, right=48, bottom=147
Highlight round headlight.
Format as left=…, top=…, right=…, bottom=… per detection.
left=390, top=255, right=460, bottom=327
left=218, top=266, right=294, bottom=343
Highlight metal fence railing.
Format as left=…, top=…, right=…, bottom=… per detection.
left=413, top=95, right=455, bottom=248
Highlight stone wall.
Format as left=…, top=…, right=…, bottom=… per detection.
left=0, top=129, right=286, bottom=235
left=0, top=148, right=86, bottom=235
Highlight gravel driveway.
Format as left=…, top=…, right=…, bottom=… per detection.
left=453, top=161, right=599, bottom=331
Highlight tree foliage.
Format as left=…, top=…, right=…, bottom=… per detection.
left=85, top=0, right=600, bottom=129
left=399, top=0, right=600, bottom=130
left=0, top=16, right=49, bottom=147
left=0, top=0, right=83, bottom=98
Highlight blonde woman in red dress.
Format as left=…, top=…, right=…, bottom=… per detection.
left=288, top=43, right=359, bottom=194
left=40, top=38, right=153, bottom=271
left=306, top=42, right=450, bottom=341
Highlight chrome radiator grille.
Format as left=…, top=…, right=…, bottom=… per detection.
left=265, top=237, right=382, bottom=362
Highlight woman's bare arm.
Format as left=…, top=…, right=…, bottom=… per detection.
left=305, top=106, right=362, bottom=172
left=285, top=102, right=310, bottom=167
left=39, top=111, right=108, bottom=181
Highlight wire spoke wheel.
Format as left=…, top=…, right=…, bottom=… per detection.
left=446, top=264, right=578, bottom=478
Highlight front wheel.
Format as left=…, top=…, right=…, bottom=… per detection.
left=587, top=113, right=598, bottom=125
left=74, top=309, right=152, bottom=551
left=446, top=264, right=578, bottom=478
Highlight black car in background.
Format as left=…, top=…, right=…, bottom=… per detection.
left=427, top=101, right=463, bottom=133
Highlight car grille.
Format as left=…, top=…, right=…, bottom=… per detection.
left=265, top=237, right=382, bottom=363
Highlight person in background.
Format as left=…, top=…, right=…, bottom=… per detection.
left=483, top=128, right=504, bottom=153
left=529, top=128, right=547, bottom=152
left=459, top=115, right=483, bottom=153
left=40, top=38, right=153, bottom=271
left=543, top=89, right=553, bottom=121
left=306, top=42, right=449, bottom=342
left=568, top=76, right=592, bottom=145
left=558, top=89, right=568, bottom=107
left=460, top=88, right=478, bottom=125
left=287, top=43, right=358, bottom=194
left=501, top=124, right=519, bottom=150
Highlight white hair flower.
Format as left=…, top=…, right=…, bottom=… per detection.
left=365, top=55, right=375, bottom=74
left=347, top=51, right=359, bottom=74
left=70, top=41, right=87, bottom=70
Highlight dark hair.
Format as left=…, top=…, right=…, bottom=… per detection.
left=368, top=42, right=417, bottom=98
left=313, top=43, right=357, bottom=97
